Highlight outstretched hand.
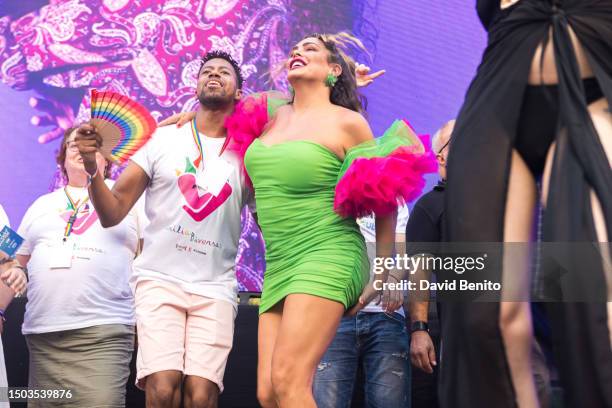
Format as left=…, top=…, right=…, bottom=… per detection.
left=355, top=63, right=385, bottom=88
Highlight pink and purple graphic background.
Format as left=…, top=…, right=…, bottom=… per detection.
left=0, top=1, right=486, bottom=291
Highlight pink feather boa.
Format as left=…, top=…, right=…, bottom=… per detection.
left=223, top=95, right=270, bottom=186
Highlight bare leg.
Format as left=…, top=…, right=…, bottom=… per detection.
left=183, top=376, right=219, bottom=408
left=257, top=302, right=283, bottom=408
left=500, top=149, right=540, bottom=408
left=145, top=370, right=182, bottom=408
left=271, top=294, right=344, bottom=407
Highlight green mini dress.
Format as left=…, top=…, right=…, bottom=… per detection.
left=244, top=139, right=370, bottom=313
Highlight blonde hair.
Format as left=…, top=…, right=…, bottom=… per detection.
left=318, top=32, right=370, bottom=64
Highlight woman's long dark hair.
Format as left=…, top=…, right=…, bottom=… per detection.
left=302, top=32, right=368, bottom=113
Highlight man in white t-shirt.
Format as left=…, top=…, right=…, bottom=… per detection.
left=314, top=205, right=412, bottom=407
left=75, top=51, right=252, bottom=407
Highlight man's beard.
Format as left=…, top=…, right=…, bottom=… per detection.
left=198, top=89, right=234, bottom=110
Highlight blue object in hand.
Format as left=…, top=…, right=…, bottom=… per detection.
left=0, top=225, right=24, bottom=258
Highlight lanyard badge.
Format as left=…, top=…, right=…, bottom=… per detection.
left=63, top=188, right=89, bottom=241
left=50, top=188, right=89, bottom=269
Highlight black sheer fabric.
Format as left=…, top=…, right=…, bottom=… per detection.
left=442, top=1, right=612, bottom=407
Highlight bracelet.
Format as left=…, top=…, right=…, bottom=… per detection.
left=0, top=258, right=12, bottom=266
left=87, top=167, right=99, bottom=186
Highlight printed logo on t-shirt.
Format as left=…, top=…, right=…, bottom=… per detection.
left=59, top=203, right=99, bottom=235
left=177, top=157, right=232, bottom=222
left=357, top=217, right=375, bottom=232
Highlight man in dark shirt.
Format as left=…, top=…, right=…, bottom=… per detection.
left=405, top=120, right=454, bottom=408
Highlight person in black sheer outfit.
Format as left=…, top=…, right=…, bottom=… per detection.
left=443, top=1, right=612, bottom=407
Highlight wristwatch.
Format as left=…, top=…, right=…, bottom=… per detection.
left=410, top=320, right=429, bottom=334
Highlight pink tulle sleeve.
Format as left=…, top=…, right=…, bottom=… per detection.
left=334, top=120, right=438, bottom=218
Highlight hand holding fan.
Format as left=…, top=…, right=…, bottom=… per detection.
left=90, top=89, right=156, bottom=163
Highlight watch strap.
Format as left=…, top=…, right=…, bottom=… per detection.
left=411, top=320, right=429, bottom=333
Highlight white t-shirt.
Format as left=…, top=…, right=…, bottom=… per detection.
left=357, top=204, right=409, bottom=315
left=130, top=124, right=251, bottom=305
left=16, top=181, right=142, bottom=335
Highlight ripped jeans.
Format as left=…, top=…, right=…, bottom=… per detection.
left=313, top=312, right=411, bottom=408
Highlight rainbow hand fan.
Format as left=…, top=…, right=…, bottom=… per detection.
left=90, top=89, right=157, bottom=163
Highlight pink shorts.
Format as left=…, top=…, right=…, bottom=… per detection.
left=134, top=279, right=236, bottom=392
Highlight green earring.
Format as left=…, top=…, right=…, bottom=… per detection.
left=325, top=73, right=338, bottom=87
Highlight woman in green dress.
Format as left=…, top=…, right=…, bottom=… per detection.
left=235, top=34, right=434, bottom=407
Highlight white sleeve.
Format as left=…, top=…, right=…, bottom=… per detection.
left=16, top=200, right=40, bottom=256
left=395, top=204, right=409, bottom=233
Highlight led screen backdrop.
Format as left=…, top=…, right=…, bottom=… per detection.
left=0, top=1, right=486, bottom=291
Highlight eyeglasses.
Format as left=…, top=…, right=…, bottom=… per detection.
left=437, top=137, right=452, bottom=155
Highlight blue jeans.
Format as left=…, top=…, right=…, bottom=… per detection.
left=313, top=312, right=411, bottom=408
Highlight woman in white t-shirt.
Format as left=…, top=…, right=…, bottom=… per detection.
left=14, top=128, right=143, bottom=408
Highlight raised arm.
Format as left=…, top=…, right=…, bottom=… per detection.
left=75, top=123, right=149, bottom=227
